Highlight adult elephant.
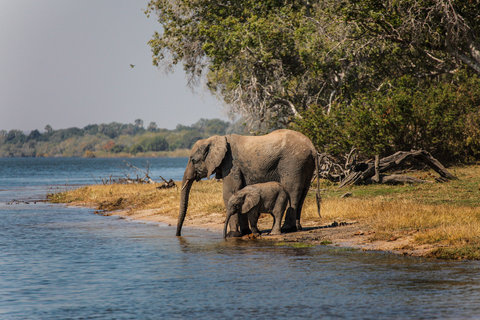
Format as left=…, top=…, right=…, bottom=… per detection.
left=176, top=129, right=318, bottom=237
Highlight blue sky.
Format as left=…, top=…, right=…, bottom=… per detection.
left=0, top=0, right=227, bottom=132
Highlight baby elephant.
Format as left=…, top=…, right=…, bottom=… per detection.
left=224, top=182, right=290, bottom=238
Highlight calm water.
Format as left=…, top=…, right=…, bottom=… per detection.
left=1, top=158, right=480, bottom=319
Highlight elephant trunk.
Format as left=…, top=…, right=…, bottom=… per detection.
left=223, top=211, right=234, bottom=239
left=176, top=179, right=193, bottom=236
left=176, top=162, right=195, bottom=236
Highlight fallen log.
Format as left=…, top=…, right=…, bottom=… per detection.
left=156, top=175, right=177, bottom=189
left=337, top=150, right=457, bottom=188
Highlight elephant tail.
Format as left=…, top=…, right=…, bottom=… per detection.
left=315, top=152, right=322, bottom=219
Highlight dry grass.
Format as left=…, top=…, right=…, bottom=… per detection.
left=50, top=164, right=480, bottom=259
left=49, top=180, right=225, bottom=223
left=300, top=165, right=480, bottom=258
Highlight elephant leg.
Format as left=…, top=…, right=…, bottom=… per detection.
left=248, top=211, right=261, bottom=235
left=282, top=189, right=302, bottom=233
left=270, top=213, right=282, bottom=235
left=271, top=195, right=287, bottom=235
left=225, top=206, right=251, bottom=237
left=282, top=206, right=297, bottom=233
left=282, top=171, right=312, bottom=232
left=223, top=182, right=251, bottom=237
left=294, top=188, right=310, bottom=231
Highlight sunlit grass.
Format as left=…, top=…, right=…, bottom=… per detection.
left=49, top=179, right=225, bottom=222
left=307, top=165, right=480, bottom=258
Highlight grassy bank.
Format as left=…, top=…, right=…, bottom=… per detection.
left=49, top=165, right=480, bottom=260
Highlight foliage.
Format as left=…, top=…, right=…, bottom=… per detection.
left=0, top=118, right=237, bottom=157
left=342, top=0, right=480, bottom=75
left=147, top=0, right=480, bottom=162
left=147, top=0, right=354, bottom=131
left=295, top=71, right=480, bottom=162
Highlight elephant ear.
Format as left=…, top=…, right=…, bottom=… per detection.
left=205, top=136, right=227, bottom=177
left=241, top=191, right=260, bottom=213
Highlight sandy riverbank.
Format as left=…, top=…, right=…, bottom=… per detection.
left=51, top=187, right=441, bottom=258
left=48, top=165, right=480, bottom=260
left=101, top=207, right=436, bottom=257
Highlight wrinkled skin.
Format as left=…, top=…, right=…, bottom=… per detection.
left=223, top=182, right=290, bottom=238
left=177, top=129, right=316, bottom=237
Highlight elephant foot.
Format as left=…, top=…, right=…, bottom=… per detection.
left=241, top=228, right=252, bottom=236
left=226, top=230, right=243, bottom=238
left=269, top=229, right=282, bottom=235
left=296, top=222, right=303, bottom=231
left=281, top=225, right=298, bottom=233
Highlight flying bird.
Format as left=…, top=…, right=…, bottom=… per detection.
left=129, top=64, right=135, bottom=68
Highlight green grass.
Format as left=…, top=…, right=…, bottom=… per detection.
left=274, top=242, right=315, bottom=248
left=315, top=166, right=480, bottom=207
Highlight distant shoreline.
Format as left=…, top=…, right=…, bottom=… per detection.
left=0, top=149, right=190, bottom=159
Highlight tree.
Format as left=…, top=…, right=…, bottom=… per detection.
left=83, top=124, right=99, bottom=135
left=192, top=118, right=230, bottom=135
left=147, top=0, right=354, bottom=131
left=342, top=0, right=480, bottom=75
left=134, top=119, right=144, bottom=129
left=27, top=129, right=41, bottom=141
left=142, top=136, right=169, bottom=151
left=147, top=0, right=480, bottom=132
left=147, top=121, right=158, bottom=132
left=5, top=130, right=26, bottom=144
left=44, top=124, right=53, bottom=134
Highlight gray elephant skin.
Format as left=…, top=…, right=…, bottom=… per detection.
left=223, top=182, right=290, bottom=238
left=177, top=129, right=317, bottom=237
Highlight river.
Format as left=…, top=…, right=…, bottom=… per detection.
left=1, top=157, right=479, bottom=319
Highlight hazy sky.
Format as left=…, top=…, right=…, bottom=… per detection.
left=0, top=0, right=226, bottom=132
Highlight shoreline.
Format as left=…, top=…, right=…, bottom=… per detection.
left=72, top=202, right=436, bottom=258
left=48, top=166, right=480, bottom=261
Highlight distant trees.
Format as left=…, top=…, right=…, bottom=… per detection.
left=134, top=119, right=144, bottom=129
left=27, top=130, right=41, bottom=141
left=0, top=118, right=236, bottom=157
left=5, top=130, right=26, bottom=144
left=44, top=125, right=53, bottom=134
left=147, top=122, right=158, bottom=132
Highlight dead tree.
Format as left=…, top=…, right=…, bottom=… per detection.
left=339, top=150, right=457, bottom=187
left=156, top=175, right=177, bottom=189
left=317, top=149, right=457, bottom=188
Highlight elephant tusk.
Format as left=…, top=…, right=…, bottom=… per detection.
left=181, top=180, right=191, bottom=191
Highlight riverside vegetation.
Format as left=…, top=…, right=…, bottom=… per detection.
left=49, top=164, right=480, bottom=260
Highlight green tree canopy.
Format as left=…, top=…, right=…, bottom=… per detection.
left=147, top=0, right=480, bottom=161
left=146, top=0, right=480, bottom=122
